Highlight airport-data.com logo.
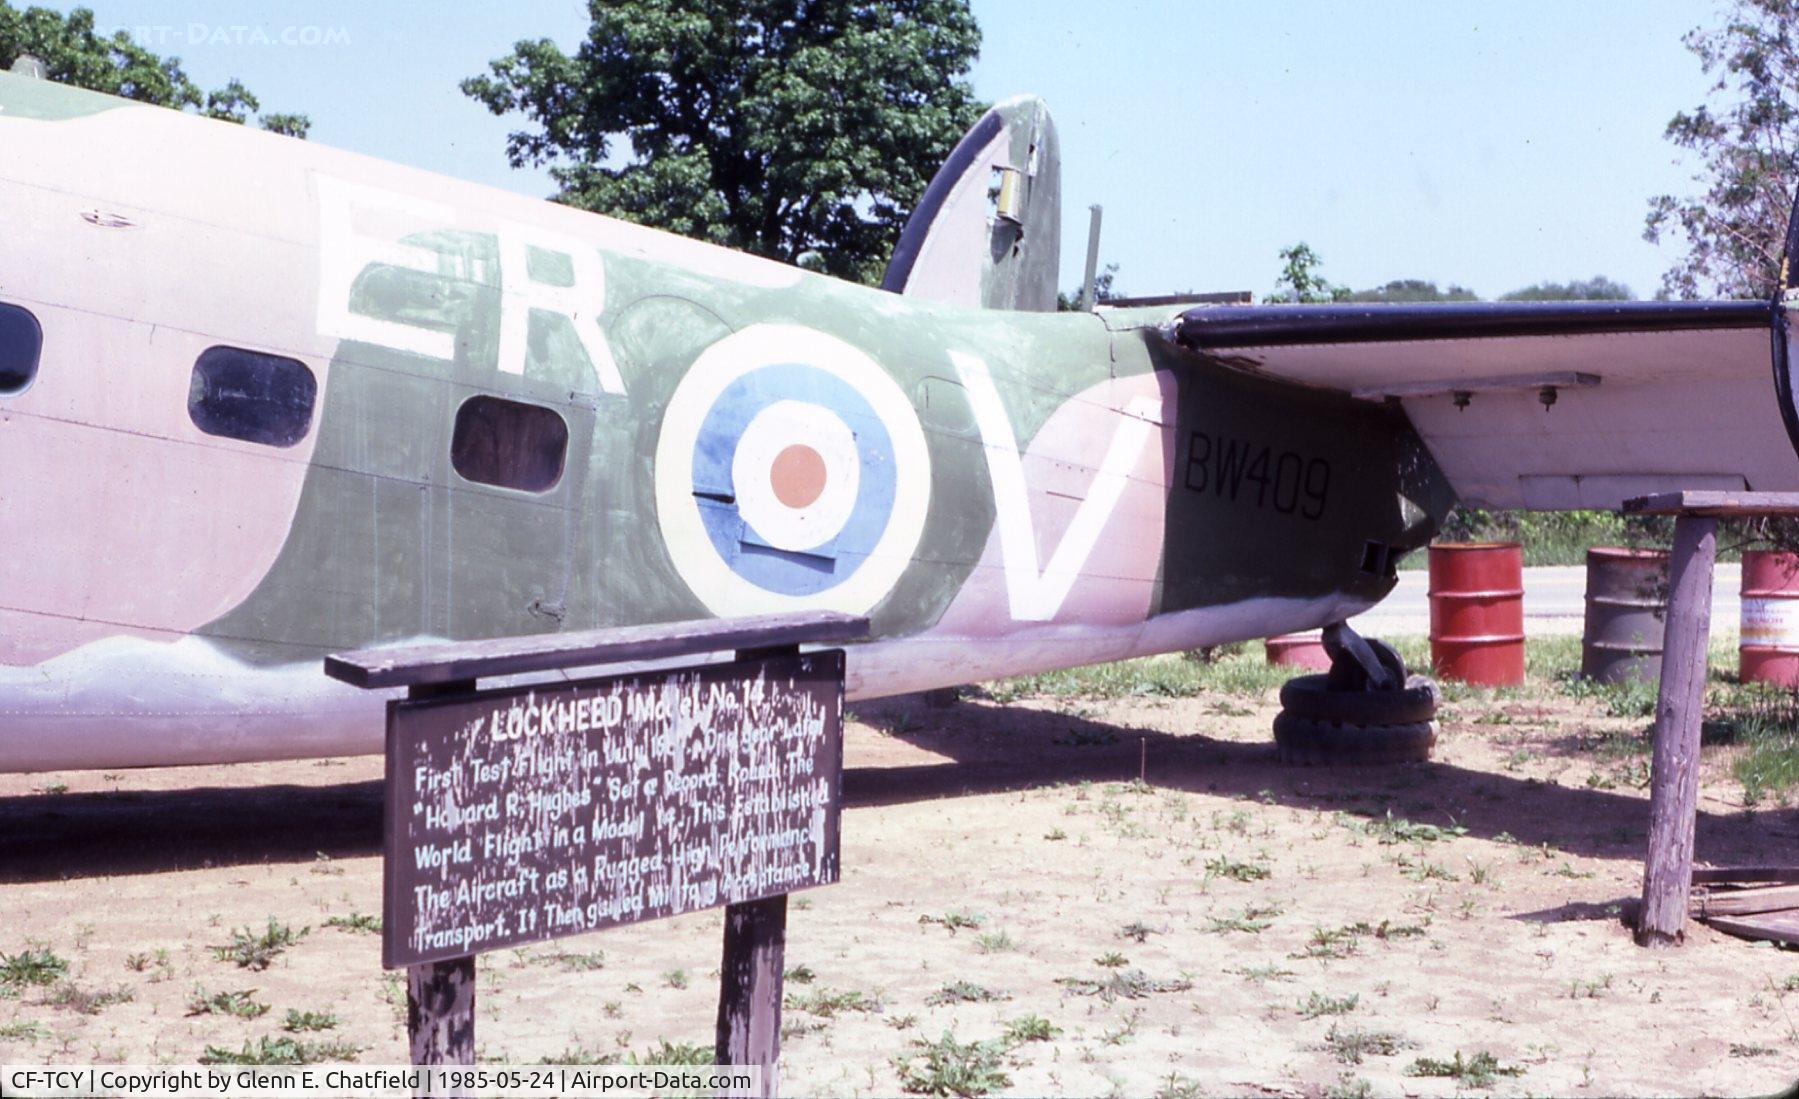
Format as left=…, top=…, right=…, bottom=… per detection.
left=110, top=23, right=351, bottom=48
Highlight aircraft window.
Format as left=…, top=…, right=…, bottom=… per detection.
left=188, top=346, right=317, bottom=447
left=0, top=302, right=42, bottom=394
left=451, top=395, right=568, bottom=493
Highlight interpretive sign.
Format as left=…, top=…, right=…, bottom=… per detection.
left=383, top=650, right=844, bottom=968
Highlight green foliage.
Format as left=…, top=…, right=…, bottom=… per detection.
left=1298, top=992, right=1359, bottom=1018
left=281, top=1009, right=338, bottom=1033
left=785, top=985, right=881, bottom=1016
left=628, top=1040, right=712, bottom=1065
left=322, top=912, right=381, bottom=935
left=893, top=1031, right=1010, bottom=1097
left=1322, top=1024, right=1408, bottom=1064
left=1001, top=1014, right=1059, bottom=1042
left=925, top=980, right=1004, bottom=1005
left=0, top=947, right=68, bottom=988
left=1271, top=242, right=1347, bottom=303
left=200, top=1036, right=358, bottom=1065
left=1646, top=0, right=1798, bottom=298
left=212, top=919, right=307, bottom=971
left=1341, top=278, right=1478, bottom=302
left=186, top=988, right=270, bottom=1019
left=0, top=4, right=307, bottom=135
left=463, top=0, right=983, bottom=285
left=1405, top=1050, right=1523, bottom=1087
left=1498, top=275, right=1632, bottom=300
left=1056, top=968, right=1192, bottom=1002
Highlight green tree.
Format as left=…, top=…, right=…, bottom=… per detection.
left=1342, top=278, right=1479, bottom=303
left=0, top=4, right=309, bottom=136
left=1645, top=0, right=1797, bottom=299
left=1499, top=275, right=1632, bottom=301
left=1270, top=242, right=1347, bottom=303
left=463, top=0, right=984, bottom=285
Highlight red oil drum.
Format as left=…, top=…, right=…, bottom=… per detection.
left=1740, top=550, right=1799, bottom=686
left=1429, top=542, right=1525, bottom=686
left=1264, top=632, right=1331, bottom=670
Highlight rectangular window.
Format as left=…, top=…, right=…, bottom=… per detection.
left=188, top=346, right=317, bottom=447
left=451, top=395, right=568, bottom=493
left=0, top=301, right=42, bottom=394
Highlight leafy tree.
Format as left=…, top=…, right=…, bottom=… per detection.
left=463, top=0, right=984, bottom=285
left=0, top=4, right=309, bottom=136
left=1056, top=263, right=1120, bottom=311
left=1499, top=275, right=1632, bottom=301
left=1270, top=242, right=1348, bottom=303
left=1342, top=278, right=1478, bottom=303
left=1645, top=0, right=1797, bottom=299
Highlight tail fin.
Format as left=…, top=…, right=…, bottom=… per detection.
left=882, top=95, right=1060, bottom=312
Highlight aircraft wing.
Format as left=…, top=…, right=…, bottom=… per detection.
left=1166, top=299, right=1799, bottom=509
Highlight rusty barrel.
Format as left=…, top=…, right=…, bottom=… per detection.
left=1264, top=632, right=1331, bottom=670
left=1429, top=542, right=1525, bottom=685
left=1740, top=550, right=1799, bottom=686
left=1580, top=547, right=1669, bottom=684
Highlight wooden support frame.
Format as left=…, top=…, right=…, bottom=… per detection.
left=326, top=612, right=867, bottom=1093
left=1624, top=491, right=1799, bottom=947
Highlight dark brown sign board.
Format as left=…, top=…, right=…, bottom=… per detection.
left=383, top=650, right=843, bottom=969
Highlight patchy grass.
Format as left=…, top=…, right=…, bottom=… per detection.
left=1204, top=855, right=1271, bottom=882
left=1057, top=969, right=1193, bottom=1003
left=786, top=987, right=881, bottom=1018
left=972, top=931, right=1015, bottom=954
left=0, top=948, right=68, bottom=988
left=200, top=1036, right=359, bottom=1065
left=186, top=988, right=269, bottom=1019
left=1298, top=992, right=1360, bottom=1019
left=981, top=649, right=1288, bottom=702
left=919, top=910, right=985, bottom=935
left=213, top=919, right=307, bottom=971
left=627, top=1040, right=712, bottom=1065
left=1406, top=1050, right=1524, bottom=1087
left=893, top=1032, right=1011, bottom=1097
left=1001, top=1014, right=1060, bottom=1043
left=1323, top=1024, right=1410, bottom=1065
left=322, top=913, right=381, bottom=935
left=0, top=1020, right=47, bottom=1041
left=1206, top=904, right=1281, bottom=934
left=281, top=1010, right=338, bottom=1033
left=1353, top=811, right=1468, bottom=845
left=925, top=981, right=1006, bottom=1006
left=42, top=982, right=133, bottom=1015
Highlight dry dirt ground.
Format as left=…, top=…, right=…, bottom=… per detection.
left=2, top=645, right=1798, bottom=1098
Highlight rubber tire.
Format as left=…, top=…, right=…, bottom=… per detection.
left=1272, top=711, right=1436, bottom=766
left=1278, top=673, right=1439, bottom=725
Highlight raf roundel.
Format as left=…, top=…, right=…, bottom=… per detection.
left=655, top=324, right=932, bottom=615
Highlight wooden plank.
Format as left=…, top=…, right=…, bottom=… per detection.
left=1700, top=909, right=1799, bottom=947
left=716, top=894, right=787, bottom=1097
left=1692, top=865, right=1799, bottom=885
left=1636, top=513, right=1718, bottom=948
left=407, top=954, right=475, bottom=1066
left=1624, top=490, right=1799, bottom=517
left=1692, top=884, right=1799, bottom=917
left=325, top=611, right=868, bottom=689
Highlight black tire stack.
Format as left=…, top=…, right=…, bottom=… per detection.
left=1273, top=673, right=1440, bottom=765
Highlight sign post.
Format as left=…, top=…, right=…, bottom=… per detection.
left=326, top=611, right=868, bottom=1095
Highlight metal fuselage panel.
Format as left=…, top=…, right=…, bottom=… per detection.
left=0, top=75, right=1449, bottom=769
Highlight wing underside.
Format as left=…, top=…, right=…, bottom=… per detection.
left=1167, top=300, right=1799, bottom=510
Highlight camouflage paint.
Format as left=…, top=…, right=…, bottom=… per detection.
left=0, top=72, right=1452, bottom=770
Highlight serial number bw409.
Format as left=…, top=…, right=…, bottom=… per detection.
left=1183, top=430, right=1330, bottom=520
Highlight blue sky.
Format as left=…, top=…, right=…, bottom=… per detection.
left=46, top=1, right=1730, bottom=299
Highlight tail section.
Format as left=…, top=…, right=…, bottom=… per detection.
left=882, top=95, right=1060, bottom=312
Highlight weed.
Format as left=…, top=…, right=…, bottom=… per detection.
left=973, top=931, right=1015, bottom=954
left=1298, top=992, right=1359, bottom=1019
left=1154, top=1074, right=1204, bottom=1099
left=1204, top=855, right=1271, bottom=882
left=1206, top=904, right=1281, bottom=934
left=893, top=1031, right=1010, bottom=1097
left=662, top=969, right=689, bottom=990
left=213, top=919, right=308, bottom=971
left=1234, top=964, right=1296, bottom=983
left=1324, top=1075, right=1373, bottom=1099
left=1358, top=811, right=1468, bottom=845
left=1117, top=921, right=1159, bottom=942
left=537, top=950, right=605, bottom=973
left=1405, top=1050, right=1523, bottom=1087
left=1731, top=1043, right=1777, bottom=1057
left=1568, top=975, right=1613, bottom=999
left=322, top=913, right=381, bottom=935
left=886, top=1014, right=919, bottom=1031
left=919, top=910, right=985, bottom=935
left=186, top=988, right=269, bottom=1019
left=1323, top=1023, right=1409, bottom=1064
left=1095, top=952, right=1128, bottom=967
left=786, top=987, right=880, bottom=1017
left=42, top=982, right=133, bottom=1015
left=1002, top=1014, right=1060, bottom=1043
left=628, top=1040, right=712, bottom=1065
left=784, top=964, right=816, bottom=985
left=0, top=948, right=68, bottom=988
left=1295, top=927, right=1361, bottom=961
left=282, top=1010, right=338, bottom=1033
left=0, top=1021, right=46, bottom=1041
left=201, top=1036, right=359, bottom=1065
left=1043, top=828, right=1068, bottom=842
left=926, top=981, right=1005, bottom=1005
left=1057, top=969, right=1192, bottom=1003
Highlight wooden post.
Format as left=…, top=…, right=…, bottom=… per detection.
left=405, top=680, right=479, bottom=1072
left=716, top=894, right=787, bottom=1096
left=1636, top=513, right=1717, bottom=947
left=408, top=954, right=476, bottom=1066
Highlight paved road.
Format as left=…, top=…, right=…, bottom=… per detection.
left=1348, top=564, right=1743, bottom=637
